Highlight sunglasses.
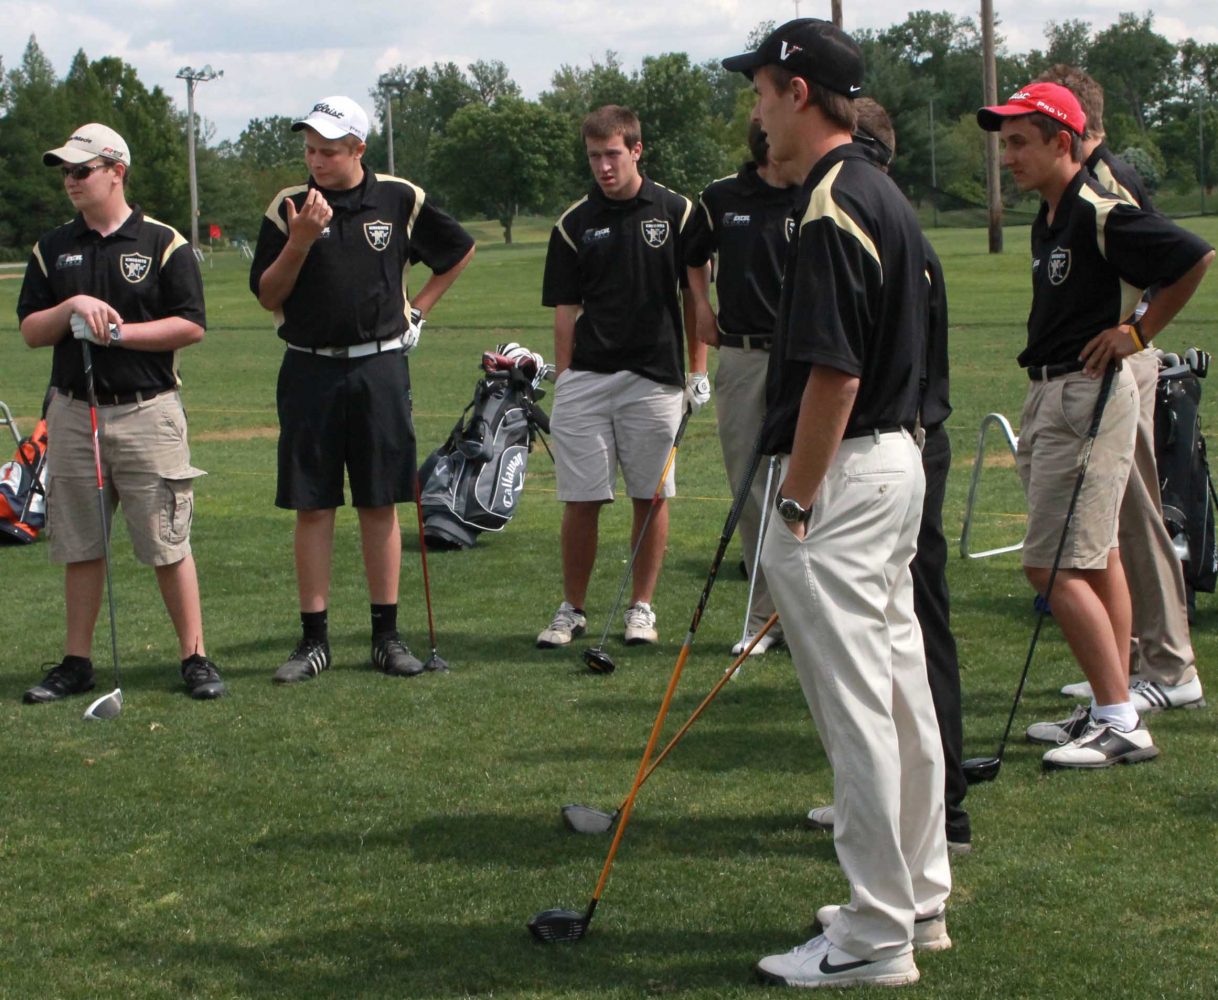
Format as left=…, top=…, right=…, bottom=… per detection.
left=60, top=162, right=110, bottom=181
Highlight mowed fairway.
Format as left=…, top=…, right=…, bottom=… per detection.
left=1, top=215, right=1216, bottom=999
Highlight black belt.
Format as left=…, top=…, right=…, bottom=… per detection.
left=1026, top=360, right=1086, bottom=381
left=718, top=334, right=772, bottom=351
left=843, top=424, right=911, bottom=440
left=64, top=386, right=174, bottom=407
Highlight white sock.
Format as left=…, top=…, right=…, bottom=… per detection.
left=1091, top=699, right=1139, bottom=732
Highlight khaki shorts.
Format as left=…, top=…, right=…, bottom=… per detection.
left=46, top=391, right=205, bottom=566
left=1016, top=367, right=1137, bottom=569
left=550, top=369, right=683, bottom=501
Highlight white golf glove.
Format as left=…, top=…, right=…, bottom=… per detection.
left=71, top=312, right=121, bottom=345
left=404, top=307, right=425, bottom=354
left=684, top=371, right=711, bottom=413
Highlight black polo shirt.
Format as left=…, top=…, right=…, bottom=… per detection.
left=1020, top=170, right=1212, bottom=367
left=1086, top=143, right=1153, bottom=212
left=249, top=168, right=474, bottom=349
left=541, top=176, right=694, bottom=388
left=17, top=206, right=204, bottom=398
left=684, top=162, right=800, bottom=340
left=761, top=143, right=928, bottom=454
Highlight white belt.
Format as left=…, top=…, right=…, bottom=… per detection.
left=287, top=332, right=408, bottom=359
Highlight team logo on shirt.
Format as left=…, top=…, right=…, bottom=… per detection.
left=641, top=219, right=670, bottom=248
left=1047, top=246, right=1071, bottom=286
left=785, top=217, right=797, bottom=240
left=363, top=220, right=393, bottom=251
left=582, top=226, right=612, bottom=244
left=56, top=253, right=84, bottom=269
left=723, top=212, right=751, bottom=227
left=119, top=252, right=152, bottom=284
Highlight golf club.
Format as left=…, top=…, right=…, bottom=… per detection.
left=733, top=454, right=778, bottom=674
left=963, top=363, right=1118, bottom=783
left=413, top=473, right=448, bottom=672
left=78, top=339, right=123, bottom=722
left=583, top=405, right=693, bottom=674
left=528, top=437, right=762, bottom=942
left=561, top=612, right=779, bottom=835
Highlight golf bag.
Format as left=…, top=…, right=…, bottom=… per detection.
left=1154, top=352, right=1217, bottom=594
left=0, top=417, right=49, bottom=545
left=418, top=344, right=554, bottom=550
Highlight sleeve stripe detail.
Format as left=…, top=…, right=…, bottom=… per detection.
left=32, top=243, right=47, bottom=277
left=376, top=175, right=425, bottom=238
left=1091, top=161, right=1138, bottom=206
left=264, top=185, right=309, bottom=233
left=555, top=196, right=588, bottom=252
left=143, top=215, right=189, bottom=267
left=1079, top=184, right=1143, bottom=322
left=800, top=161, right=881, bottom=278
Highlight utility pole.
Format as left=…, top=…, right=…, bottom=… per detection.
left=980, top=0, right=1002, bottom=253
left=384, top=89, right=396, bottom=176
left=176, top=65, right=222, bottom=253
left=1200, top=91, right=1207, bottom=216
left=831, top=0, right=842, bottom=27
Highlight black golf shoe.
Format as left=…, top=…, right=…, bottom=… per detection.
left=181, top=654, right=227, bottom=700
left=23, top=658, right=96, bottom=704
left=371, top=634, right=424, bottom=677
left=273, top=638, right=331, bottom=684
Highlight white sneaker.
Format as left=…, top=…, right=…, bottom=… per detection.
left=731, top=632, right=782, bottom=656
left=1025, top=705, right=1091, bottom=745
left=1042, top=718, right=1159, bottom=770
left=816, top=904, right=951, bottom=953
left=805, top=805, right=835, bottom=830
left=1130, top=676, right=1205, bottom=712
left=755, top=934, right=918, bottom=989
left=536, top=602, right=587, bottom=648
left=623, top=602, right=658, bottom=645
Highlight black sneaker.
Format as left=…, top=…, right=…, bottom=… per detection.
left=274, top=638, right=331, bottom=684
left=181, top=654, right=227, bottom=700
left=371, top=634, right=424, bottom=677
left=23, top=659, right=95, bottom=704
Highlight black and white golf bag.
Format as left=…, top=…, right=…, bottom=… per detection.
left=1154, top=349, right=1218, bottom=596
left=417, top=344, right=554, bottom=550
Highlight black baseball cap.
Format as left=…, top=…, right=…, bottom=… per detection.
left=721, top=18, right=864, bottom=98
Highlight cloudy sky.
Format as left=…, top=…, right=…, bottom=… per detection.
left=4, top=0, right=1215, bottom=142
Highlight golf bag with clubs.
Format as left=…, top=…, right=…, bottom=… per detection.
left=0, top=416, right=49, bottom=545
left=1154, top=348, right=1218, bottom=599
left=417, top=343, right=555, bottom=550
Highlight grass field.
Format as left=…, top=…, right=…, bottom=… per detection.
left=1, top=215, right=1216, bottom=999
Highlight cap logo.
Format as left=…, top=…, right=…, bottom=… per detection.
left=780, top=41, right=803, bottom=61
left=1047, top=247, right=1071, bottom=286
left=641, top=219, right=670, bottom=248
left=311, top=101, right=345, bottom=120
left=120, top=252, right=152, bottom=284
left=364, top=220, right=392, bottom=251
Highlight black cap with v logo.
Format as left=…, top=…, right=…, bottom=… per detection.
left=722, top=18, right=864, bottom=98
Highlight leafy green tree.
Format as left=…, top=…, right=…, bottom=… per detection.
left=1088, top=13, right=1178, bottom=133
left=1044, top=19, right=1092, bottom=68
left=468, top=60, right=521, bottom=106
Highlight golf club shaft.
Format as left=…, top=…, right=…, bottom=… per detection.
left=592, top=405, right=692, bottom=649
left=413, top=473, right=440, bottom=653
left=588, top=433, right=764, bottom=906
left=989, top=363, right=1118, bottom=763
left=81, top=340, right=121, bottom=689
left=737, top=455, right=777, bottom=647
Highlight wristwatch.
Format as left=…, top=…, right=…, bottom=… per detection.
left=775, top=491, right=812, bottom=524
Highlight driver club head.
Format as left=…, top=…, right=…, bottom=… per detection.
left=962, top=755, right=1002, bottom=784
left=424, top=652, right=449, bottom=672
left=82, top=688, right=123, bottom=721
left=582, top=646, right=616, bottom=675
left=560, top=803, right=619, bottom=835
left=527, top=907, right=589, bottom=943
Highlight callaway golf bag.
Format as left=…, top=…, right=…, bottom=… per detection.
left=418, top=344, right=555, bottom=549
left=0, top=416, right=48, bottom=545
left=1154, top=349, right=1218, bottom=597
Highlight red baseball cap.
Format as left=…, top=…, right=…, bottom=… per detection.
left=977, top=82, right=1085, bottom=136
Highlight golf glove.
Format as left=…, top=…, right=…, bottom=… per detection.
left=684, top=371, right=711, bottom=413
left=404, top=307, right=424, bottom=354
left=1186, top=347, right=1210, bottom=378
left=70, top=312, right=121, bottom=345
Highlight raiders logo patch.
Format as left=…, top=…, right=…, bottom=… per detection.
left=641, top=219, right=670, bottom=248
left=364, top=220, right=393, bottom=251
left=1047, top=247, right=1071, bottom=286
left=120, top=252, right=152, bottom=284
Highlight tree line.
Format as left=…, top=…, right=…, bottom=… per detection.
left=1, top=13, right=1214, bottom=254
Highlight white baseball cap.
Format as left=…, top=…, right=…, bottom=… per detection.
left=43, top=123, right=131, bottom=167
left=292, top=96, right=369, bottom=143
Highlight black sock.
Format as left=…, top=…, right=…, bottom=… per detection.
left=371, top=603, right=397, bottom=639
left=63, top=654, right=92, bottom=672
left=302, top=610, right=328, bottom=644
left=181, top=652, right=208, bottom=668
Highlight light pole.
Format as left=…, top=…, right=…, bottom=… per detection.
left=176, top=64, right=222, bottom=252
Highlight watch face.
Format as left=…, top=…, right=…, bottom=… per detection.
left=777, top=498, right=803, bottom=522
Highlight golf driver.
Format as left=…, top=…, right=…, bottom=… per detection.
left=733, top=454, right=778, bottom=673
left=78, top=339, right=123, bottom=722
left=963, top=363, right=1118, bottom=783
left=561, top=612, right=779, bottom=835
left=528, top=437, right=762, bottom=942
left=583, top=405, right=693, bottom=675
left=413, top=473, right=448, bottom=672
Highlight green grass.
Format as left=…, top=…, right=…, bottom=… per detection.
left=1, top=218, right=1217, bottom=999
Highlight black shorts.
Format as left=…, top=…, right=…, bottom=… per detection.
left=276, top=349, right=416, bottom=510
